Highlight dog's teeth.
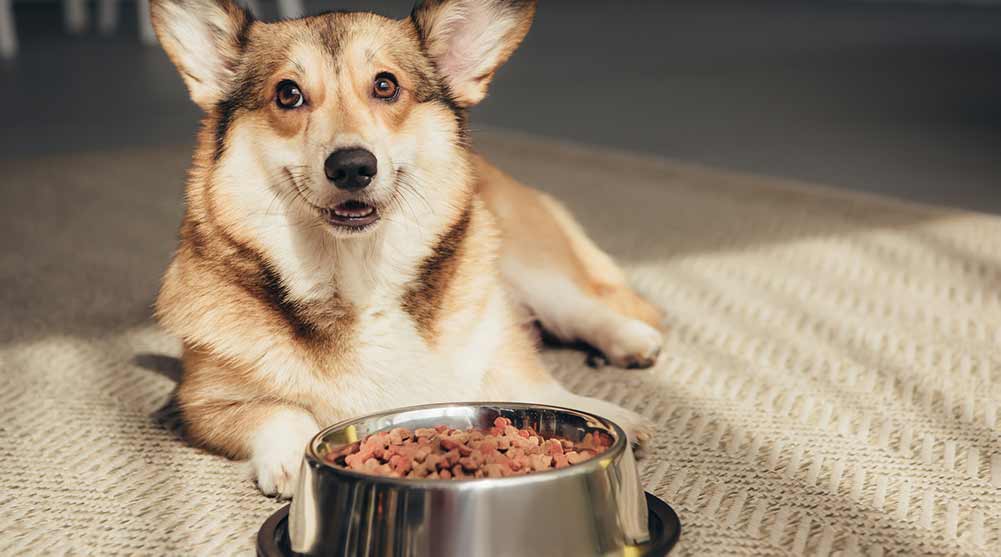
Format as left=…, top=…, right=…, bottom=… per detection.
left=332, top=205, right=374, bottom=218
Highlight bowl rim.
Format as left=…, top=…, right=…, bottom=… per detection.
left=304, top=401, right=629, bottom=487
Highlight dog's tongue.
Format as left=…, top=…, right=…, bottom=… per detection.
left=333, top=200, right=375, bottom=218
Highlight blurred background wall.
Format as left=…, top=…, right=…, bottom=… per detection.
left=1, top=1, right=999, bottom=211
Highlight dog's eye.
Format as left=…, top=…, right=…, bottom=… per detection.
left=373, top=73, right=399, bottom=100
left=276, top=80, right=305, bottom=109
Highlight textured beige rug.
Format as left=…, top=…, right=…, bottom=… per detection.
left=2, top=129, right=1000, bottom=555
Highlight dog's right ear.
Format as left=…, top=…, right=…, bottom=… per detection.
left=150, top=0, right=253, bottom=111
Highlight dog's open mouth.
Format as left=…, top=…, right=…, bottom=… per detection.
left=322, top=200, right=380, bottom=229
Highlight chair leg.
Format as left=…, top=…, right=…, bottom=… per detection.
left=138, top=0, right=156, bottom=44
left=97, top=0, right=119, bottom=35
left=63, top=0, right=87, bottom=34
left=0, top=0, right=17, bottom=59
left=276, top=0, right=304, bottom=20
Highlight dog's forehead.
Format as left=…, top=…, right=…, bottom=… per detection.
left=246, top=12, right=423, bottom=75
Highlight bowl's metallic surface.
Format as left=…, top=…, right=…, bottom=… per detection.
left=289, top=402, right=652, bottom=557
left=259, top=493, right=680, bottom=557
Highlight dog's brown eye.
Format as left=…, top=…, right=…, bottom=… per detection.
left=373, top=73, right=399, bottom=100
left=276, top=80, right=304, bottom=109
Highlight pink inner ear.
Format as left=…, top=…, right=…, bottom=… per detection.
left=436, top=1, right=511, bottom=88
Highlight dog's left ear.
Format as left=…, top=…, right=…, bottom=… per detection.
left=411, top=0, right=536, bottom=107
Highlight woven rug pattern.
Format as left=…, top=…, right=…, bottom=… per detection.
left=2, top=131, right=1000, bottom=555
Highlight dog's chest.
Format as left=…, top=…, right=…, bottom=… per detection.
left=301, top=298, right=491, bottom=426
left=274, top=229, right=505, bottom=426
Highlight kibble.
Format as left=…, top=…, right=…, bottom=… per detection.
left=322, top=417, right=612, bottom=479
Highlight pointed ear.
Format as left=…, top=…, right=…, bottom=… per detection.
left=150, top=0, right=254, bottom=110
left=411, top=0, right=536, bottom=107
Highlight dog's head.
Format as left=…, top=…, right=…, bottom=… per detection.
left=151, top=0, right=535, bottom=238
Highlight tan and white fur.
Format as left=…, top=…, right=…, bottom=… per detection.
left=151, top=0, right=665, bottom=498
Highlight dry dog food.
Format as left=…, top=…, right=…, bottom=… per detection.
left=322, top=417, right=612, bottom=479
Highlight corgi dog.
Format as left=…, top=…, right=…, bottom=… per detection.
left=150, top=0, right=665, bottom=497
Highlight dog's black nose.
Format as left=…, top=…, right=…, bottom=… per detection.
left=324, top=148, right=377, bottom=191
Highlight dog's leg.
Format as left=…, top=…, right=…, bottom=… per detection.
left=183, top=398, right=318, bottom=498
left=513, top=270, right=664, bottom=369
left=476, top=155, right=665, bottom=368
left=247, top=408, right=319, bottom=498
left=179, top=348, right=319, bottom=499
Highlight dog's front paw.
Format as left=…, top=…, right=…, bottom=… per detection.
left=610, top=408, right=655, bottom=452
left=599, top=319, right=663, bottom=369
left=566, top=395, right=655, bottom=452
left=252, top=452, right=300, bottom=499
left=249, top=410, right=319, bottom=499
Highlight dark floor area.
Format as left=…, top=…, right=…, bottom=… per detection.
left=2, top=1, right=1000, bottom=212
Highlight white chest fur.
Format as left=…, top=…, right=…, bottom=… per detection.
left=299, top=290, right=505, bottom=427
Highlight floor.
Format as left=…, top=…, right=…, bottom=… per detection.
left=2, top=1, right=1000, bottom=212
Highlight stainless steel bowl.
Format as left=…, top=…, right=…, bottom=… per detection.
left=288, top=402, right=656, bottom=557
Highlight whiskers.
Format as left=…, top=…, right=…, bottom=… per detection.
left=258, top=165, right=328, bottom=231
left=395, top=166, right=434, bottom=216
